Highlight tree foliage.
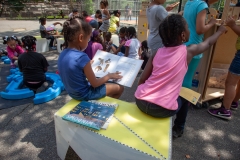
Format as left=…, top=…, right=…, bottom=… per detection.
left=83, top=0, right=94, bottom=15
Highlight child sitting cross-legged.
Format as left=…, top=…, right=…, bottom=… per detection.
left=18, top=35, right=49, bottom=93
left=134, top=14, right=226, bottom=138
left=58, top=16, right=124, bottom=101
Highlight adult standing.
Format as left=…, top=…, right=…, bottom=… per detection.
left=128, top=8, right=132, bottom=21
left=182, top=0, right=217, bottom=88
left=147, top=0, right=175, bottom=54
left=125, top=4, right=130, bottom=21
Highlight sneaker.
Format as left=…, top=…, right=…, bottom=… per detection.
left=172, top=125, right=183, bottom=138
left=208, top=106, right=231, bottom=120
left=50, top=46, right=57, bottom=50
left=231, top=101, right=238, bottom=110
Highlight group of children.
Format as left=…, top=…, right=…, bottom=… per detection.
left=2, top=35, right=49, bottom=93
left=2, top=0, right=239, bottom=140
left=57, top=11, right=228, bottom=139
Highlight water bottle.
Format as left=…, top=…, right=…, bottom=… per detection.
left=192, top=72, right=199, bottom=89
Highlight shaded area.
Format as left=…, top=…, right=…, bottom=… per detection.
left=0, top=51, right=67, bottom=110
left=0, top=50, right=239, bottom=159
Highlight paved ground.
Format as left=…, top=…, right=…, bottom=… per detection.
left=0, top=20, right=240, bottom=160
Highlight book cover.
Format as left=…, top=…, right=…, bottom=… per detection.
left=89, top=100, right=119, bottom=129
left=62, top=101, right=116, bottom=130
left=91, top=50, right=143, bottom=87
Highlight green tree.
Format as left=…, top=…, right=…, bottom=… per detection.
left=8, top=0, right=25, bottom=13
left=84, top=0, right=93, bottom=15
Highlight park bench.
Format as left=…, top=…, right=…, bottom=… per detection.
left=54, top=96, right=172, bottom=160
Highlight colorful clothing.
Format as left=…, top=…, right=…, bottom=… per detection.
left=92, top=42, right=103, bottom=58
left=124, top=38, right=141, bottom=59
left=182, top=0, right=208, bottom=88
left=7, top=44, right=24, bottom=67
left=58, top=49, right=91, bottom=99
left=108, top=15, right=119, bottom=33
left=135, top=45, right=188, bottom=110
left=85, top=16, right=94, bottom=23
left=183, top=0, right=208, bottom=59
left=58, top=48, right=106, bottom=100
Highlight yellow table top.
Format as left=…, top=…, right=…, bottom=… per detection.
left=56, top=97, right=172, bottom=159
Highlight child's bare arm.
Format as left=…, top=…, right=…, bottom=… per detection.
left=138, top=51, right=157, bottom=86
left=196, top=10, right=217, bottom=34
left=116, top=21, right=120, bottom=27
left=113, top=41, right=125, bottom=54
left=225, top=16, right=240, bottom=36
left=124, top=46, right=129, bottom=57
left=84, top=62, right=122, bottom=88
left=53, top=22, right=62, bottom=26
left=138, top=47, right=141, bottom=57
left=103, top=9, right=110, bottom=20
left=187, top=25, right=227, bottom=64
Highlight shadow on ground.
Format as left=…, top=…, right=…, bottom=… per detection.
left=0, top=51, right=239, bottom=160
left=0, top=51, right=64, bottom=110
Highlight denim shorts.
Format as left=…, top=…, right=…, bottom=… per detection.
left=73, top=84, right=106, bottom=101
left=229, top=50, right=240, bottom=75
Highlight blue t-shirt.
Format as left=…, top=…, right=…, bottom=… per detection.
left=58, top=48, right=90, bottom=99
left=183, top=0, right=208, bottom=59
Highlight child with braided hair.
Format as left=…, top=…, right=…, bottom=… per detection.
left=135, top=14, right=226, bottom=138
left=124, top=27, right=141, bottom=59
left=18, top=35, right=49, bottom=93
left=3, top=35, right=24, bottom=68
left=58, top=16, right=124, bottom=101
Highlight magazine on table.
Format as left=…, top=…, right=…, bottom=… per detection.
left=91, top=50, right=143, bottom=87
left=62, top=101, right=118, bottom=130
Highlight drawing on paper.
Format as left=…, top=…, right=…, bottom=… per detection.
left=98, top=58, right=104, bottom=65
left=103, top=64, right=110, bottom=72
left=105, top=58, right=111, bottom=63
left=95, top=66, right=102, bottom=72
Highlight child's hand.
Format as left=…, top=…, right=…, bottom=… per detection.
left=217, top=25, right=227, bottom=34
left=108, top=72, right=122, bottom=80
left=208, top=18, right=217, bottom=25
left=90, top=60, right=94, bottom=65
left=120, top=41, right=125, bottom=47
left=225, top=16, right=236, bottom=27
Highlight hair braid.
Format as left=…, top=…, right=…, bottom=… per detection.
left=159, top=14, right=186, bottom=47
left=127, top=27, right=136, bottom=39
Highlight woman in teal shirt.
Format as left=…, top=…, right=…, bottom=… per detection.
left=183, top=0, right=218, bottom=88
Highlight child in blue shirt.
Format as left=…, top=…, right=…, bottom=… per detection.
left=58, top=16, right=124, bottom=101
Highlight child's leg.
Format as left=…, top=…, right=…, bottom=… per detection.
left=182, top=57, right=201, bottom=88
left=174, top=97, right=189, bottom=130
left=173, top=97, right=189, bottom=138
left=47, top=36, right=54, bottom=47
left=105, top=83, right=124, bottom=99
left=223, top=72, right=240, bottom=109
left=111, top=44, right=117, bottom=53
left=233, top=80, right=240, bottom=102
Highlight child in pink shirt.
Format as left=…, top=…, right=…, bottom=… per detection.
left=3, top=36, right=24, bottom=68
left=134, top=14, right=226, bottom=138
